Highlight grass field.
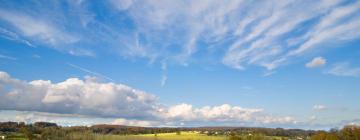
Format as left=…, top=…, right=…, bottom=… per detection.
left=1, top=132, right=27, bottom=140
left=1, top=131, right=289, bottom=140
left=94, top=132, right=228, bottom=140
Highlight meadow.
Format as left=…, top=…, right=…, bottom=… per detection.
left=94, top=132, right=228, bottom=140
left=3, top=122, right=360, bottom=140
left=2, top=131, right=287, bottom=140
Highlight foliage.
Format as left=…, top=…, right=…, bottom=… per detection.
left=310, top=125, right=360, bottom=140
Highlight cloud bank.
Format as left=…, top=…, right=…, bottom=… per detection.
left=0, top=71, right=296, bottom=126
left=0, top=71, right=158, bottom=119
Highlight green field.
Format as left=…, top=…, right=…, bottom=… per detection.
left=94, top=132, right=227, bottom=140
left=2, top=131, right=290, bottom=140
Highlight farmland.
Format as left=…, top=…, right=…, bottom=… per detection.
left=1, top=131, right=289, bottom=140
left=94, top=132, right=228, bottom=140
left=1, top=122, right=360, bottom=140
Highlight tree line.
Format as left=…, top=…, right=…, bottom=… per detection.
left=0, top=121, right=359, bottom=140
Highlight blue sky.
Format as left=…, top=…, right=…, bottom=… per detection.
left=0, top=0, right=360, bottom=129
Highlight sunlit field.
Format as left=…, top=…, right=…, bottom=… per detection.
left=121, top=132, right=286, bottom=140
left=94, top=132, right=227, bottom=140
left=2, top=131, right=290, bottom=140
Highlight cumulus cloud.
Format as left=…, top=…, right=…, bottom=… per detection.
left=112, top=118, right=155, bottom=127
left=0, top=110, right=116, bottom=126
left=313, top=105, right=327, bottom=111
left=0, top=71, right=159, bottom=118
left=327, top=62, right=360, bottom=77
left=0, top=71, right=296, bottom=126
left=306, top=57, right=326, bottom=68
left=162, top=104, right=296, bottom=124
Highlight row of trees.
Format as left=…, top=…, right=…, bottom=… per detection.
left=1, top=121, right=360, bottom=140
left=311, top=125, right=360, bottom=140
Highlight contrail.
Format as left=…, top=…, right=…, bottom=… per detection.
left=67, top=63, right=115, bottom=82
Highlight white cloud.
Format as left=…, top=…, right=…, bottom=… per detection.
left=0, top=8, right=95, bottom=57
left=289, top=1, right=360, bottom=55
left=222, top=0, right=342, bottom=70
left=0, top=71, right=296, bottom=126
left=306, top=57, right=326, bottom=68
left=112, top=118, right=155, bottom=127
left=327, top=62, right=360, bottom=77
left=0, top=10, right=78, bottom=47
left=0, top=110, right=116, bottom=126
left=0, top=71, right=159, bottom=118
left=162, top=104, right=296, bottom=124
left=313, top=105, right=327, bottom=111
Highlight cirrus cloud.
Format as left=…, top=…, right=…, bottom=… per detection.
left=327, top=62, right=360, bottom=77
left=1, top=0, right=359, bottom=70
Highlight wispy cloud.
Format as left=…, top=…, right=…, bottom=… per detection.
left=32, top=54, right=41, bottom=59
left=223, top=0, right=360, bottom=70
left=306, top=57, right=326, bottom=68
left=160, top=61, right=167, bottom=87
left=67, top=63, right=114, bottom=82
left=0, top=54, right=16, bottom=60
left=289, top=1, right=360, bottom=55
left=313, top=105, right=327, bottom=111
left=0, top=0, right=359, bottom=70
left=0, top=10, right=78, bottom=47
left=160, top=74, right=167, bottom=87
left=0, top=27, right=35, bottom=47
left=327, top=62, right=360, bottom=77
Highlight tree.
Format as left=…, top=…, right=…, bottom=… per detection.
left=340, top=125, right=360, bottom=140
left=20, top=126, right=34, bottom=140
left=176, top=130, right=181, bottom=135
left=311, top=131, right=339, bottom=140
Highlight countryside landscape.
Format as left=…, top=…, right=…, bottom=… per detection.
left=1, top=0, right=360, bottom=140
left=1, top=121, right=360, bottom=140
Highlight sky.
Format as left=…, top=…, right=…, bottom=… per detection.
left=0, top=0, right=360, bottom=130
